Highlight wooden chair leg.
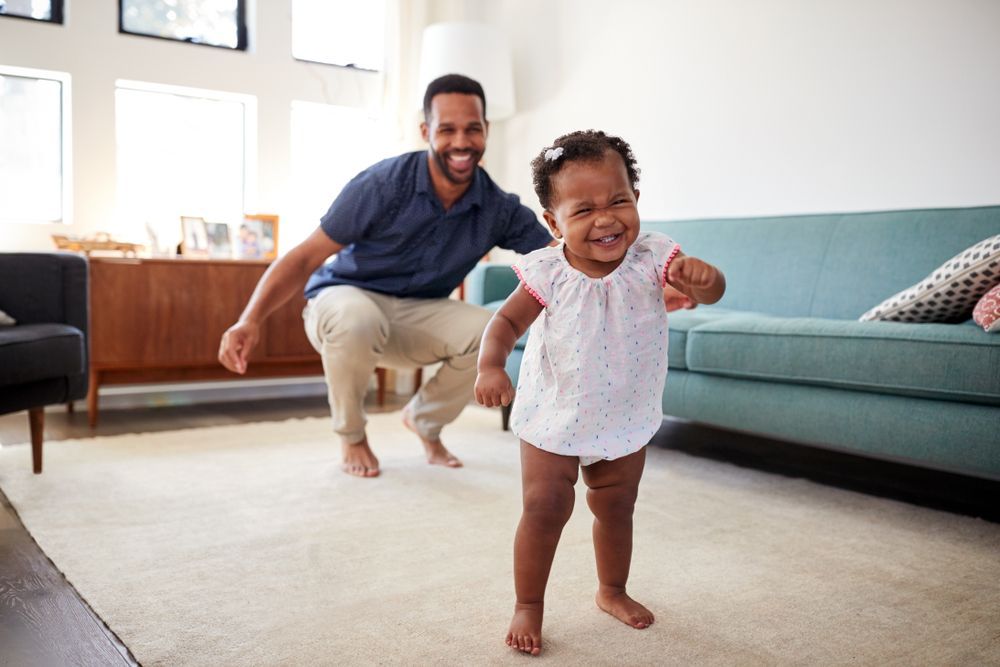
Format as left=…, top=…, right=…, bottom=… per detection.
left=501, top=402, right=512, bottom=431
left=28, top=407, right=44, bottom=474
left=413, top=368, right=423, bottom=395
left=66, top=401, right=75, bottom=414
left=375, top=368, right=387, bottom=407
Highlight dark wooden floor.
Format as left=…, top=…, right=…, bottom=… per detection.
left=1, top=395, right=997, bottom=666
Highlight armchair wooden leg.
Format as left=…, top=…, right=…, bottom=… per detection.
left=28, top=407, right=44, bottom=474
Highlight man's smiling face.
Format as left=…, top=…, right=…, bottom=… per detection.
left=422, top=93, right=488, bottom=186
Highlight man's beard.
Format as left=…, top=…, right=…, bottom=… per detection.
left=432, top=147, right=481, bottom=185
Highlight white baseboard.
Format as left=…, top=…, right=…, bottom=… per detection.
left=95, top=376, right=329, bottom=410
left=89, top=366, right=434, bottom=410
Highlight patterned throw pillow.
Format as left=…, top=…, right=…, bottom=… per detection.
left=973, top=283, right=1000, bottom=333
left=859, top=234, right=1000, bottom=323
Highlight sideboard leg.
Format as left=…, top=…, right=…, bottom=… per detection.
left=87, top=371, right=100, bottom=429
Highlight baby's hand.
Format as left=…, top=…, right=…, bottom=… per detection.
left=663, top=283, right=695, bottom=312
left=667, top=256, right=718, bottom=290
left=475, top=368, right=515, bottom=408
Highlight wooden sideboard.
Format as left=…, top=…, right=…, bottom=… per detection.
left=87, top=257, right=323, bottom=426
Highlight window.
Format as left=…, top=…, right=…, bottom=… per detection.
left=0, top=0, right=63, bottom=23
left=119, top=0, right=247, bottom=50
left=292, top=0, right=386, bottom=70
left=0, top=66, right=71, bottom=224
left=287, top=101, right=388, bottom=248
left=115, top=80, right=256, bottom=240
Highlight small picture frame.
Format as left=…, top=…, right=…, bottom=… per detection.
left=205, top=221, right=233, bottom=259
left=180, top=216, right=209, bottom=257
left=238, top=214, right=279, bottom=260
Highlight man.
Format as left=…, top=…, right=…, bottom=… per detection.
left=218, top=74, right=554, bottom=478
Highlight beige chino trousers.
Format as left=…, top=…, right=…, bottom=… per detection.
left=303, top=285, right=492, bottom=445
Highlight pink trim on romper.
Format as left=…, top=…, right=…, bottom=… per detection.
left=513, top=265, right=547, bottom=307
left=661, top=244, right=682, bottom=287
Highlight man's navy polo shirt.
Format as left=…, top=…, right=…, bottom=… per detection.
left=304, top=151, right=552, bottom=300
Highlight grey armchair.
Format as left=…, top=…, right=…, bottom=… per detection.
left=0, top=253, right=89, bottom=473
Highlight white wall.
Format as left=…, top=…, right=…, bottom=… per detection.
left=0, top=0, right=409, bottom=252
left=473, top=0, right=1000, bottom=221
left=3, top=0, right=999, bottom=255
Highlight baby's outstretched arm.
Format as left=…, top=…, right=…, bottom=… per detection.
left=475, top=286, right=544, bottom=407
left=666, top=253, right=726, bottom=305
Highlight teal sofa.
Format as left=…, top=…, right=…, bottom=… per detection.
left=467, top=205, right=1000, bottom=480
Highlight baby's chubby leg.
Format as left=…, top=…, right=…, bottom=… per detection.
left=508, top=441, right=580, bottom=656
left=581, top=447, right=654, bottom=629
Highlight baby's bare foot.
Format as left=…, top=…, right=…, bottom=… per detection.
left=341, top=438, right=380, bottom=478
left=596, top=586, right=654, bottom=629
left=401, top=411, right=462, bottom=468
left=506, top=602, right=543, bottom=656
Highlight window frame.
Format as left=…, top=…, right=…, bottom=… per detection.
left=0, top=64, right=73, bottom=225
left=0, top=0, right=64, bottom=24
left=114, top=78, right=258, bottom=229
left=290, top=0, right=386, bottom=72
left=117, top=0, right=249, bottom=51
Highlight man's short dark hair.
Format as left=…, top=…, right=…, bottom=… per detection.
left=423, top=74, right=487, bottom=122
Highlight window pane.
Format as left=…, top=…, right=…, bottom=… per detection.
left=288, top=101, right=389, bottom=249
left=0, top=69, right=67, bottom=223
left=120, top=0, right=245, bottom=49
left=292, top=0, right=385, bottom=70
left=116, top=82, right=252, bottom=240
left=0, top=0, right=62, bottom=23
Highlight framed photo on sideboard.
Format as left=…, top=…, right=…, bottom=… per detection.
left=237, top=214, right=279, bottom=260
left=179, top=216, right=209, bottom=257
left=205, top=221, right=233, bottom=259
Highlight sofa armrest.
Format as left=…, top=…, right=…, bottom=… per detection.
left=466, top=262, right=520, bottom=307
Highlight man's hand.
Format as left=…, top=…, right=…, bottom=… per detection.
left=475, top=367, right=515, bottom=408
left=663, top=283, right=696, bottom=312
left=218, top=320, right=261, bottom=374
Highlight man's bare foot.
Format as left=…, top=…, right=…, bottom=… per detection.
left=506, top=602, right=543, bottom=656
left=341, top=437, right=380, bottom=478
left=401, top=411, right=462, bottom=468
left=596, top=586, right=654, bottom=629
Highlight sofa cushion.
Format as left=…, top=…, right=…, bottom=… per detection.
left=667, top=307, right=748, bottom=369
left=0, top=323, right=86, bottom=385
left=686, top=315, right=1000, bottom=405
left=973, top=284, right=1000, bottom=333
left=859, top=234, right=1000, bottom=323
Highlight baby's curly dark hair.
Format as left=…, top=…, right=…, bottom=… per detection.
left=530, top=130, right=640, bottom=211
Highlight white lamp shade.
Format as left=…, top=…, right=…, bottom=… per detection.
left=417, top=22, right=516, bottom=121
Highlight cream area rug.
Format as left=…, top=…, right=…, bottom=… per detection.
left=1, top=406, right=999, bottom=666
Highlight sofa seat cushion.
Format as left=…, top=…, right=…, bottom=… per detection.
left=686, top=315, right=1000, bottom=405
left=0, top=323, right=85, bottom=385
left=667, top=307, right=750, bottom=369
